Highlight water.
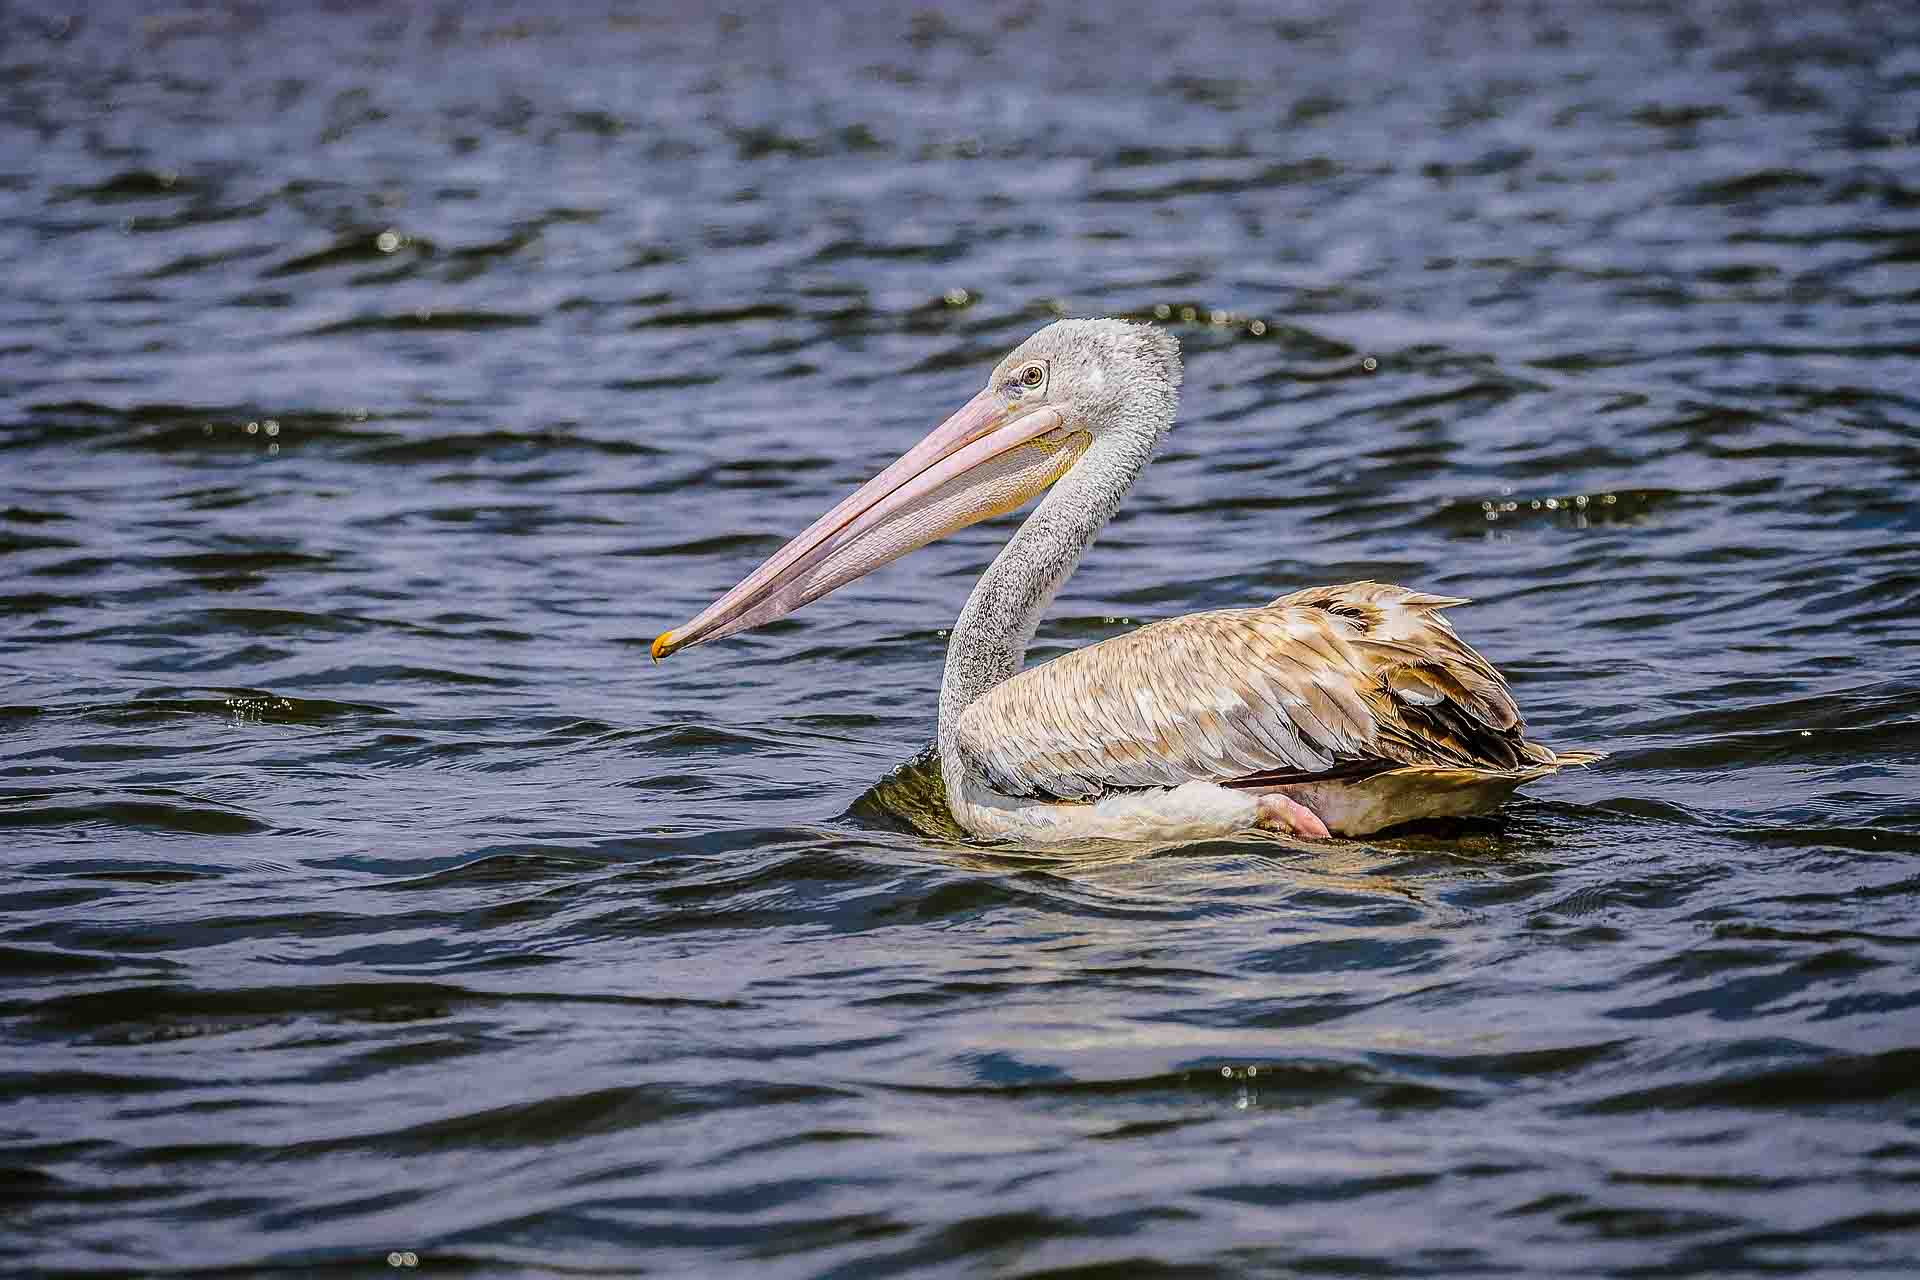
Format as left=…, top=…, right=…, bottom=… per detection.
left=4, top=1, right=1919, bottom=1273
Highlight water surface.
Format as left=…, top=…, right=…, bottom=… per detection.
left=4, top=2, right=1920, bottom=1274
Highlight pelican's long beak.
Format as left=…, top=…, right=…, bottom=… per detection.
left=653, top=388, right=1086, bottom=660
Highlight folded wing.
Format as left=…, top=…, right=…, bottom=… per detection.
left=952, top=581, right=1556, bottom=802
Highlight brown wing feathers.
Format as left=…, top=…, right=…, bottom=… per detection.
left=1277, top=582, right=1548, bottom=773
left=953, top=581, right=1551, bottom=801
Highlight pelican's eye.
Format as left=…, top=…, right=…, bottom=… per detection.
left=1019, top=364, right=1045, bottom=389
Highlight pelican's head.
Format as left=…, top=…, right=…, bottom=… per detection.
left=652, top=318, right=1182, bottom=660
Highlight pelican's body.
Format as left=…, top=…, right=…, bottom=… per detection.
left=655, top=319, right=1594, bottom=843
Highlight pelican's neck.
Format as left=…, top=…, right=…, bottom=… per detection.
left=936, top=424, right=1158, bottom=744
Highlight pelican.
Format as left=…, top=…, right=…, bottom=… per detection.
left=653, top=319, right=1595, bottom=843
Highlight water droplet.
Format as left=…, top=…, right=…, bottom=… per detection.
left=1248, top=319, right=1266, bottom=336
left=376, top=229, right=400, bottom=253
left=1361, top=356, right=1378, bottom=372
left=1209, top=309, right=1228, bottom=326
left=1179, top=306, right=1197, bottom=322
left=267, top=442, right=280, bottom=456
left=943, top=287, right=970, bottom=306
left=1154, top=303, right=1171, bottom=319
left=263, top=420, right=280, bottom=437
left=1485, top=510, right=1498, bottom=521
left=1480, top=500, right=1494, bottom=511
left=245, top=421, right=258, bottom=435
left=1545, top=498, right=1559, bottom=510
left=1220, top=1066, right=1233, bottom=1078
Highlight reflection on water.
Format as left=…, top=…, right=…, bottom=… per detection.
left=3, top=1, right=1919, bottom=1274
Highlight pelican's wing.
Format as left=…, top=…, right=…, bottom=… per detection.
left=953, top=581, right=1556, bottom=801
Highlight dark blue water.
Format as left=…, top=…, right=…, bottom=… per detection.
left=4, top=2, right=1919, bottom=1274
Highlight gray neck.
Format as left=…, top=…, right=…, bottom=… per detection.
left=936, top=426, right=1157, bottom=752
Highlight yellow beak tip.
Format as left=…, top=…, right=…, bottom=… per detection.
left=650, top=630, right=676, bottom=663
